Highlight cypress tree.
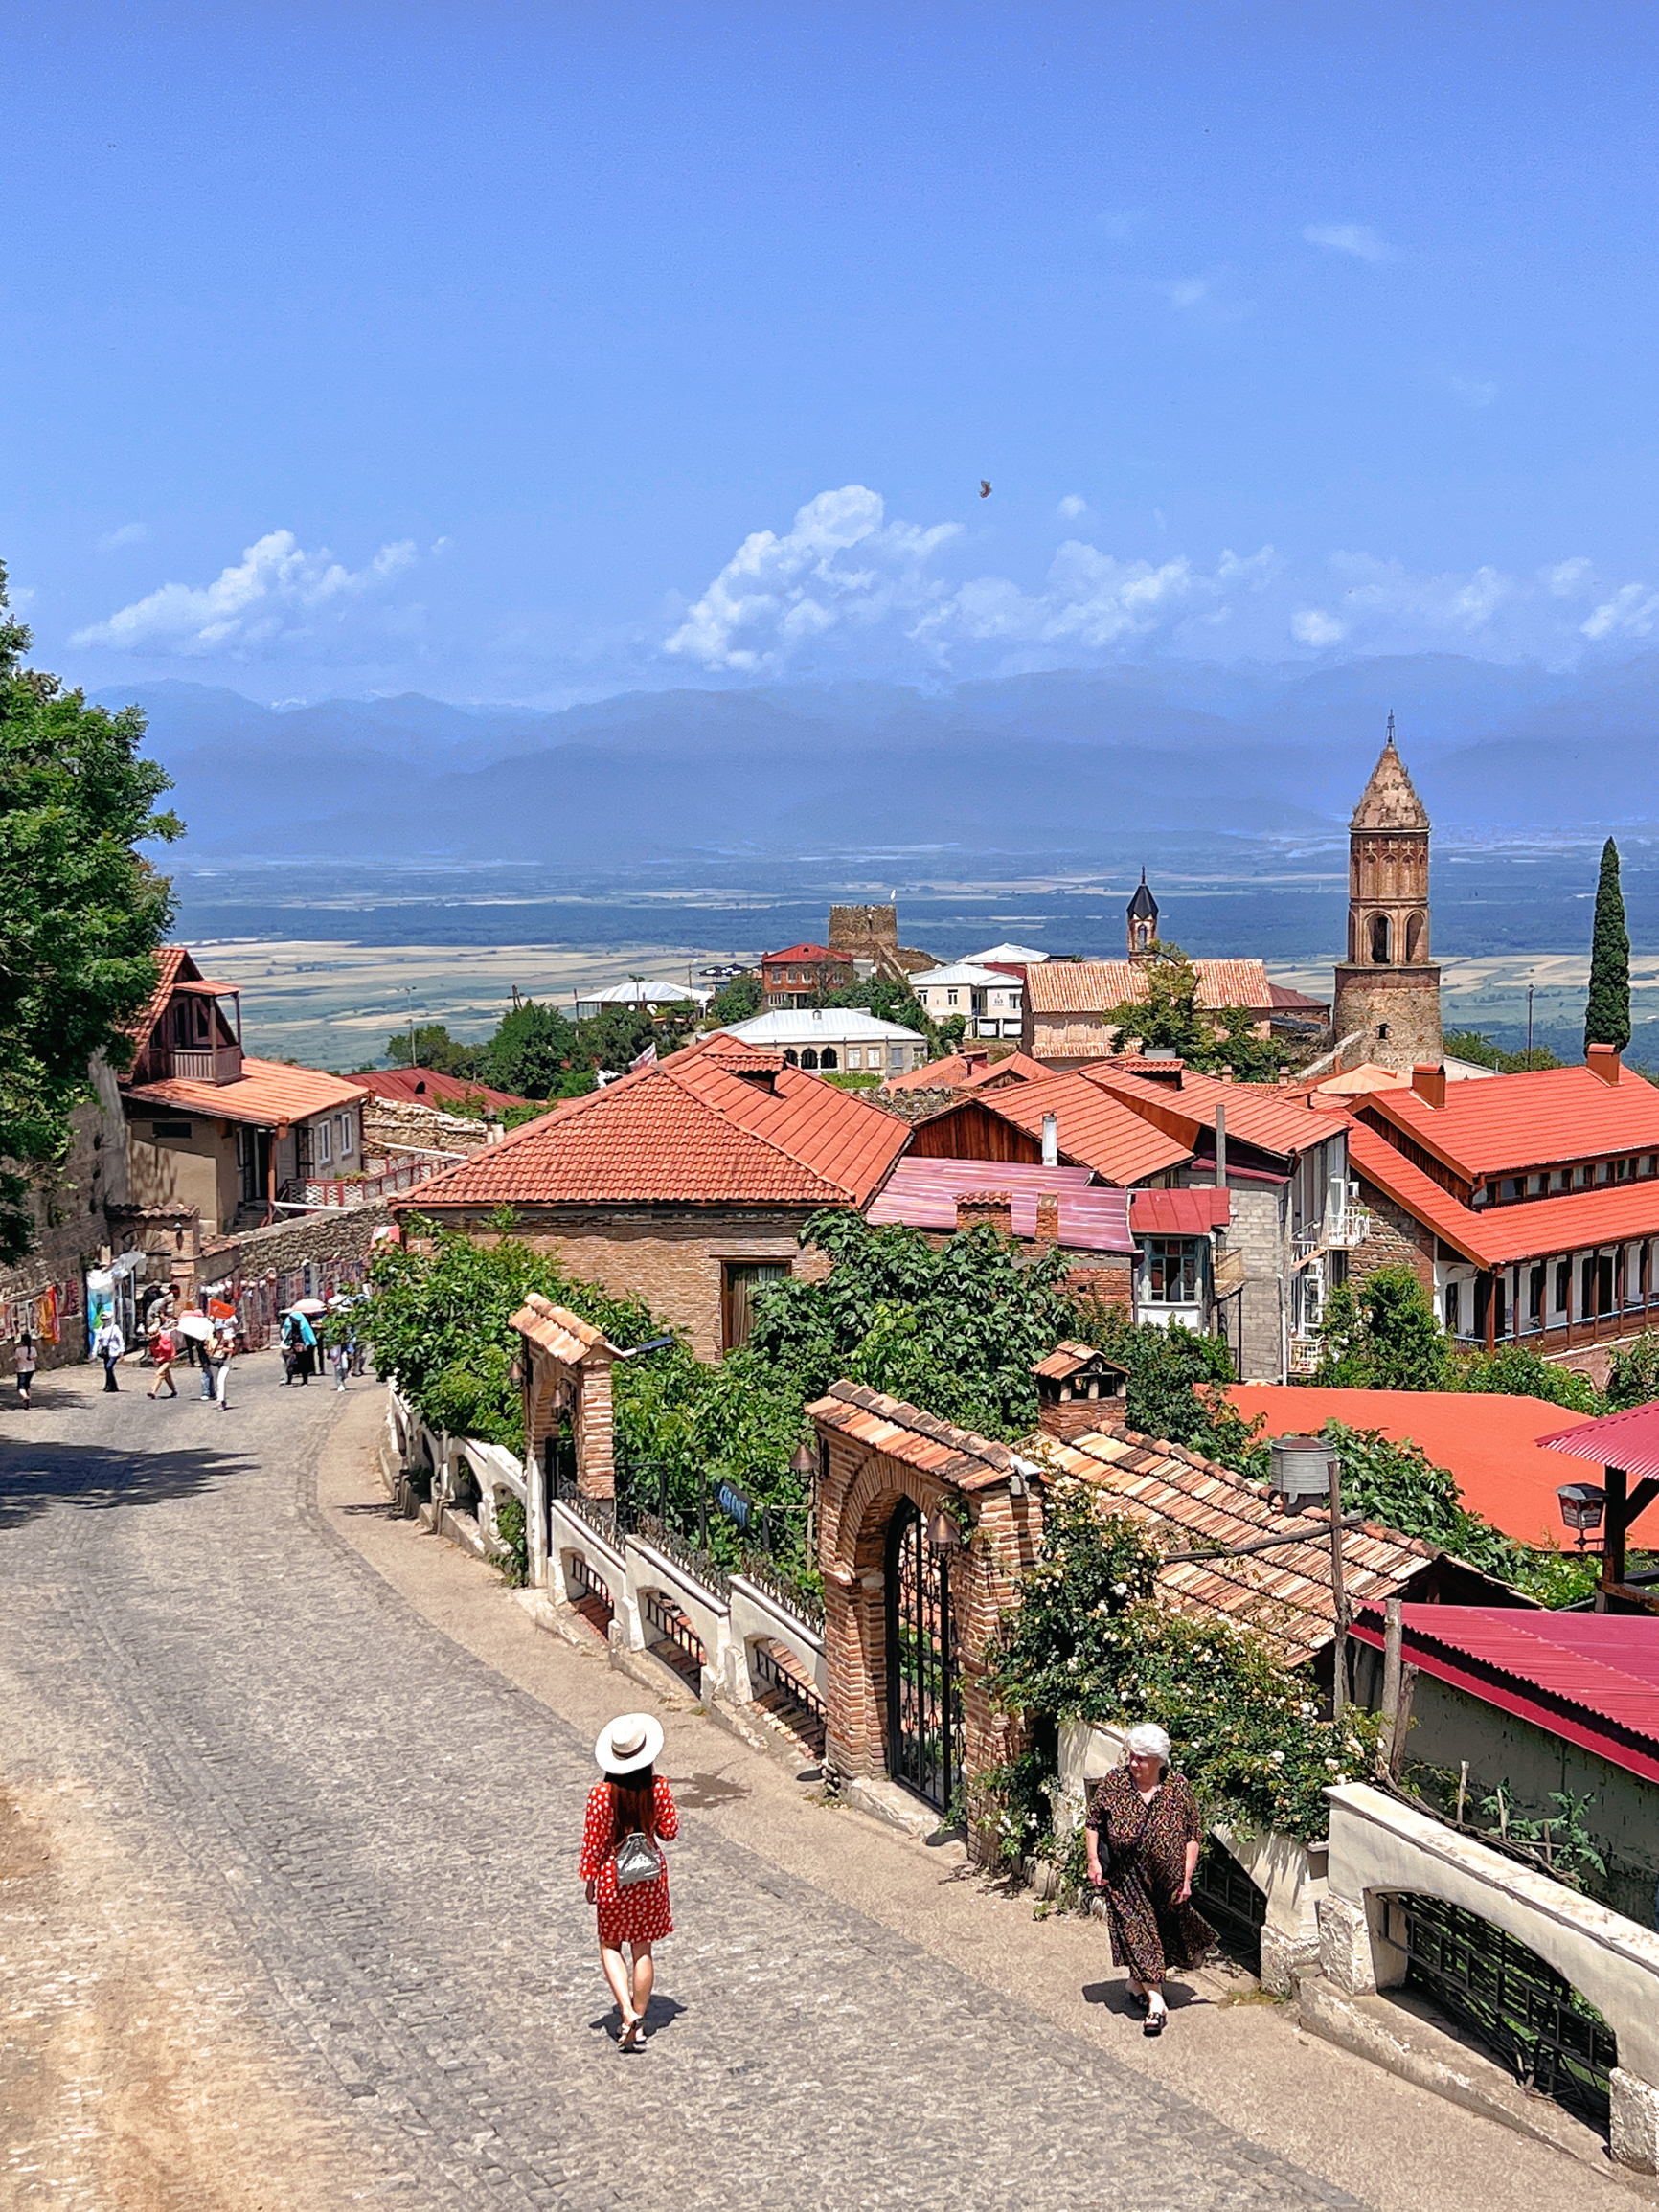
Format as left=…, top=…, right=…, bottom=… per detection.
left=1584, top=836, right=1631, bottom=1055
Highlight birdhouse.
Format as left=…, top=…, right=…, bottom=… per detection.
left=1031, top=1341, right=1130, bottom=1439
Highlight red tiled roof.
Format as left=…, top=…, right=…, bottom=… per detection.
left=1268, top=982, right=1329, bottom=1012
left=1033, top=1341, right=1127, bottom=1383
left=1130, top=1188, right=1232, bottom=1235
left=125, top=1056, right=368, bottom=1128
left=809, top=1379, right=1035, bottom=1493
left=1348, top=1608, right=1659, bottom=1786
left=1363, top=1062, right=1659, bottom=1181
left=1347, top=1117, right=1659, bottom=1268
left=354, top=1068, right=532, bottom=1113
left=1227, top=1384, right=1618, bottom=1548
left=1087, top=1064, right=1327, bottom=1162
left=882, top=1050, right=1048, bottom=1095
left=395, top=1033, right=908, bottom=1211
left=764, top=943, right=843, bottom=963
left=1025, top=959, right=1273, bottom=1015
left=511, top=1293, right=618, bottom=1366
left=922, top=1070, right=1192, bottom=1186
left=867, top=1158, right=1135, bottom=1253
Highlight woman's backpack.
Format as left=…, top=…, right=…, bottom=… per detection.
left=613, top=1829, right=662, bottom=1887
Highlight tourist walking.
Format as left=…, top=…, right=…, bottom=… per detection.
left=14, top=1331, right=36, bottom=1409
left=580, top=1714, right=678, bottom=2050
left=330, top=1335, right=350, bottom=1391
left=93, top=1314, right=125, bottom=1392
left=1084, top=1722, right=1214, bottom=2037
left=147, top=1321, right=179, bottom=1399
left=282, top=1309, right=317, bottom=1385
left=205, top=1325, right=236, bottom=1411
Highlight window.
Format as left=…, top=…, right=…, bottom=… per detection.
left=888, top=1046, right=905, bottom=1069
left=819, top=1048, right=838, bottom=1070
left=1444, top=1279, right=1461, bottom=1336
left=1555, top=1259, right=1571, bottom=1314
left=721, top=1261, right=788, bottom=1353
left=1370, top=914, right=1392, bottom=963
left=315, top=1117, right=331, bottom=1163
left=800, top=1048, right=820, bottom=1070
left=947, top=989, right=959, bottom=1007
left=150, top=1119, right=193, bottom=1138
left=847, top=1048, right=862, bottom=1070
left=337, top=1111, right=353, bottom=1158
left=1142, top=1237, right=1200, bottom=1304
left=1528, top=1266, right=1545, bottom=1326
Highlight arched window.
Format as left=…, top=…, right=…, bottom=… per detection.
left=784, top=1048, right=800, bottom=1065
left=819, top=1047, right=838, bottom=1069
left=800, top=1048, right=819, bottom=1070
left=1405, top=912, right=1426, bottom=963
left=1370, top=913, right=1392, bottom=964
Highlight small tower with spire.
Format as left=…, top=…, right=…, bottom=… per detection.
left=1331, top=713, right=1443, bottom=1072
left=1126, top=870, right=1159, bottom=960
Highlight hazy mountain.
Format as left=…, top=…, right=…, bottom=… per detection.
left=96, top=653, right=1659, bottom=862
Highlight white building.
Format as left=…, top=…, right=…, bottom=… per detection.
left=909, top=961, right=1025, bottom=1040
left=966, top=941, right=1049, bottom=966
left=573, top=978, right=710, bottom=1020
left=718, top=1008, right=928, bottom=1075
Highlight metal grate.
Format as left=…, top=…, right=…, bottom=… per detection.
left=885, top=1501, right=963, bottom=1814
left=641, top=1588, right=706, bottom=1687
left=1192, top=1840, right=1265, bottom=1972
left=1390, top=1892, right=1617, bottom=2133
left=566, top=1550, right=613, bottom=1629
left=751, top=1640, right=827, bottom=1756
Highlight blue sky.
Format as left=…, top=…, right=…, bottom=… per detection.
left=6, top=2, right=1659, bottom=704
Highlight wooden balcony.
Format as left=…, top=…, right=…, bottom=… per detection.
left=167, top=1044, right=244, bottom=1085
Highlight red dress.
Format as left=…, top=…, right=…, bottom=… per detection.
left=580, top=1777, right=679, bottom=1946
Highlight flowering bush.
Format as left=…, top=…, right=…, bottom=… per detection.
left=987, top=1478, right=1385, bottom=1841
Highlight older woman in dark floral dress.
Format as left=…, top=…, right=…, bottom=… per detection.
left=1084, top=1722, right=1214, bottom=2035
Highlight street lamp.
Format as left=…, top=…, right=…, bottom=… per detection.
left=791, top=1437, right=819, bottom=1568
left=1556, top=1481, right=1605, bottom=1552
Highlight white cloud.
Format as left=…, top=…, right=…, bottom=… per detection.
left=1057, top=494, right=1088, bottom=521
left=97, top=522, right=148, bottom=553
left=1548, top=557, right=1594, bottom=597
left=1304, top=222, right=1398, bottom=263
left=1291, top=609, right=1347, bottom=647
left=1582, top=582, right=1659, bottom=640
left=1159, top=277, right=1212, bottom=311
left=1445, top=374, right=1499, bottom=409
left=73, top=530, right=420, bottom=657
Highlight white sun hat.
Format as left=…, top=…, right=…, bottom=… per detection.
left=594, top=1712, right=664, bottom=1775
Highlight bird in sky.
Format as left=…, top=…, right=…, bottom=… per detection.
left=979, top=480, right=991, bottom=498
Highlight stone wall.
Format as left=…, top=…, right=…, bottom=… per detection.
left=199, top=1203, right=396, bottom=1290
left=0, top=1068, right=129, bottom=1368
left=1349, top=1172, right=1436, bottom=1296
left=1225, top=1184, right=1287, bottom=1382
left=1329, top=962, right=1444, bottom=1074
left=362, top=1095, right=498, bottom=1159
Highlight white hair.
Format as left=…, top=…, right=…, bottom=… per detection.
left=1126, top=1723, right=1171, bottom=1768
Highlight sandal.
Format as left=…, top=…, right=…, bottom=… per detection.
left=619, top=2014, right=641, bottom=2051
left=1143, top=2005, right=1166, bottom=2038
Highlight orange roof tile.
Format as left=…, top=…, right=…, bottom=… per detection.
left=1347, top=1117, right=1659, bottom=1268
left=1034, top=1422, right=1522, bottom=1665
left=396, top=1033, right=908, bottom=1211
left=1085, top=1064, right=1327, bottom=1162
left=1363, top=1062, right=1659, bottom=1181
left=918, top=1069, right=1193, bottom=1185
left=808, top=1380, right=1036, bottom=1493
left=882, top=1049, right=1047, bottom=1095
left=124, top=1056, right=368, bottom=1128
left=1025, top=959, right=1273, bottom=1015
left=511, top=1293, right=619, bottom=1366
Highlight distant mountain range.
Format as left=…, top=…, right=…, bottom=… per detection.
left=96, top=653, right=1659, bottom=863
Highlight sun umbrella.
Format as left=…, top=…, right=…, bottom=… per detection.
left=175, top=1313, right=214, bottom=1342
left=288, top=1298, right=329, bottom=1318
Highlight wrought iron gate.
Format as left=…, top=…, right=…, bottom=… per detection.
left=884, top=1501, right=963, bottom=1813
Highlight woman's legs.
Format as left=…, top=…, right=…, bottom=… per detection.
left=628, top=1942, right=654, bottom=2025
left=599, top=1943, right=636, bottom=2026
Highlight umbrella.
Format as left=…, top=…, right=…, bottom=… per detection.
left=287, top=1298, right=328, bottom=1318
left=175, top=1313, right=214, bottom=1342
left=327, top=1293, right=360, bottom=1311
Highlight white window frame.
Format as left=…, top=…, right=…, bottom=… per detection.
left=315, top=1117, right=332, bottom=1164
left=337, top=1110, right=354, bottom=1158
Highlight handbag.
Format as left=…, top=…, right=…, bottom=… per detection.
left=613, top=1829, right=662, bottom=1887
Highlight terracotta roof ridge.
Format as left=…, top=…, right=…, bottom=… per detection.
left=821, top=1377, right=1013, bottom=1467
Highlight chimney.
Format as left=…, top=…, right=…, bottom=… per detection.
left=1587, top=1043, right=1622, bottom=1087
left=1215, top=1103, right=1227, bottom=1191
left=1411, top=1063, right=1446, bottom=1109
left=1035, top=1193, right=1060, bottom=1245
left=1041, top=1112, right=1058, bottom=1167
left=963, top=1048, right=989, bottom=1072
left=956, top=1190, right=1014, bottom=1237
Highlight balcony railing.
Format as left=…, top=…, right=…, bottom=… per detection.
left=1294, top=1208, right=1372, bottom=1265
left=279, top=1146, right=462, bottom=1211
left=167, top=1044, right=243, bottom=1084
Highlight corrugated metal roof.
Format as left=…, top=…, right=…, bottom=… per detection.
left=1349, top=1607, right=1659, bottom=1784
left=125, top=1056, right=368, bottom=1128
left=912, top=962, right=1020, bottom=988
left=923, top=1069, right=1193, bottom=1186
left=1364, top=1061, right=1659, bottom=1180
left=1129, top=1188, right=1233, bottom=1235
left=1087, top=1064, right=1328, bottom=1162
left=1026, top=959, right=1274, bottom=1015
left=1542, top=1399, right=1659, bottom=1483
left=355, top=1068, right=532, bottom=1112
left=724, top=1009, right=926, bottom=1045
left=1035, top=1422, right=1469, bottom=1667
left=867, top=1158, right=1134, bottom=1252
left=809, top=1380, right=1035, bottom=1493
left=395, top=1034, right=908, bottom=1211
left=764, top=943, right=841, bottom=962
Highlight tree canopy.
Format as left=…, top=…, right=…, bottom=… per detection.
left=378, top=993, right=699, bottom=1100
left=0, top=562, right=181, bottom=1260
left=1104, top=941, right=1285, bottom=1081
left=1585, top=837, right=1631, bottom=1055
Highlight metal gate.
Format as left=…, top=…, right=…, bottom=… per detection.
left=884, top=1501, right=963, bottom=1813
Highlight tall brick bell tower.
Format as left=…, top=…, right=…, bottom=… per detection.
left=1331, top=714, right=1443, bottom=1074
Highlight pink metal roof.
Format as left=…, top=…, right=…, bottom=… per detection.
left=1129, top=1188, right=1232, bottom=1235
left=1541, top=1399, right=1659, bottom=1482
left=867, top=1157, right=1133, bottom=1253
left=1350, top=1606, right=1659, bottom=1785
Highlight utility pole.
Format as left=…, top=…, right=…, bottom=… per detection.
left=1527, top=983, right=1534, bottom=1065
left=1329, top=1452, right=1350, bottom=1716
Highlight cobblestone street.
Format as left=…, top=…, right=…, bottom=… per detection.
left=0, top=1359, right=1582, bottom=2211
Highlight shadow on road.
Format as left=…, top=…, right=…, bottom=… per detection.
left=0, top=1434, right=256, bottom=1531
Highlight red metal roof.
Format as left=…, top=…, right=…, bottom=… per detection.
left=395, top=1034, right=908, bottom=1211
left=124, top=1056, right=368, bottom=1127
left=927, top=1069, right=1193, bottom=1185
left=354, top=1068, right=532, bottom=1113
left=1348, top=1117, right=1659, bottom=1269
left=1130, top=1188, right=1232, bottom=1235
left=1350, top=1606, right=1659, bottom=1786
left=867, top=1158, right=1134, bottom=1253
left=1087, top=1064, right=1328, bottom=1162
left=1542, top=1399, right=1659, bottom=1485
left=764, top=943, right=843, bottom=963
left=1364, top=1061, right=1659, bottom=1180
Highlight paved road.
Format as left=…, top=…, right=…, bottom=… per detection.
left=0, top=1357, right=1365, bottom=2212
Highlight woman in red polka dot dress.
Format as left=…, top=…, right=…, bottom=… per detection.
left=580, top=1712, right=678, bottom=2049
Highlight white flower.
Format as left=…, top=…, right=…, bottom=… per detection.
left=1112, top=1582, right=1127, bottom=1595
left=1269, top=1751, right=1285, bottom=1765
left=1324, top=1758, right=1340, bottom=1771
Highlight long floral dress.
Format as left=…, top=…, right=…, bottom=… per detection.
left=1085, top=1768, right=1215, bottom=1986
left=580, top=1777, right=679, bottom=1948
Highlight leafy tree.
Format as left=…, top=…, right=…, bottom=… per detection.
left=0, top=562, right=181, bottom=1260
left=1315, top=1265, right=1448, bottom=1390
left=484, top=999, right=589, bottom=1098
left=707, top=971, right=763, bottom=1026
left=1105, top=940, right=1285, bottom=1081
left=1585, top=837, right=1631, bottom=1055
left=387, top=1022, right=483, bottom=1076
left=823, top=977, right=930, bottom=1033
left=1452, top=1344, right=1601, bottom=1412
left=582, top=1003, right=677, bottom=1074
left=1607, top=1331, right=1659, bottom=1411
left=1443, top=1028, right=1563, bottom=1074
left=1066, top=1298, right=1265, bottom=1473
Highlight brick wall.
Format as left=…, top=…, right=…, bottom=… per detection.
left=1224, top=1184, right=1287, bottom=1381
left=0, top=1070, right=129, bottom=1369
left=1349, top=1173, right=1435, bottom=1295
left=200, top=1203, right=396, bottom=1288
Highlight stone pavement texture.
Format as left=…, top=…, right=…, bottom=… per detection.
left=0, top=1360, right=1615, bottom=2211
